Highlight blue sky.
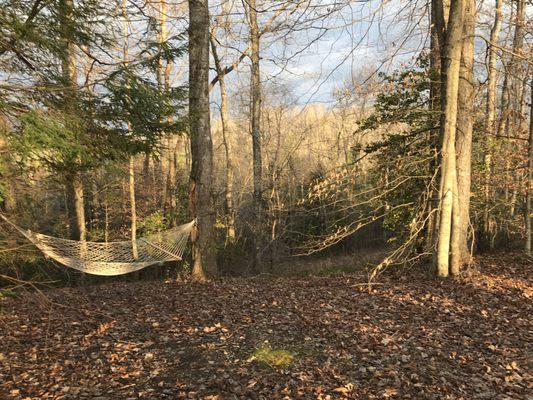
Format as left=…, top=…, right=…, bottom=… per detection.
left=207, top=0, right=431, bottom=107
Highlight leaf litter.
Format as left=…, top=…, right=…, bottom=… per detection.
left=0, top=253, right=531, bottom=399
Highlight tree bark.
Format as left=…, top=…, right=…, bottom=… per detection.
left=482, top=0, right=502, bottom=245
left=426, top=0, right=447, bottom=254
left=497, top=0, right=525, bottom=139
left=450, top=0, right=475, bottom=273
left=159, top=0, right=177, bottom=221
left=248, top=0, right=263, bottom=270
left=65, top=173, right=86, bottom=242
left=0, top=131, right=14, bottom=212
left=188, top=0, right=217, bottom=279
left=129, top=157, right=138, bottom=259
left=435, top=0, right=464, bottom=277
left=60, top=0, right=86, bottom=243
left=122, top=0, right=139, bottom=270
left=526, top=79, right=532, bottom=256
left=210, top=34, right=236, bottom=244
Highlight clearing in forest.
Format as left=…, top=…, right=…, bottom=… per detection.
left=0, top=253, right=531, bottom=399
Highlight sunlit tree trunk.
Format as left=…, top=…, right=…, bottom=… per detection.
left=129, top=157, right=138, bottom=259
left=151, top=0, right=168, bottom=210
left=104, top=190, right=109, bottom=242
left=121, top=0, right=139, bottom=269
left=248, top=0, right=263, bottom=270
left=427, top=0, right=448, bottom=256
left=450, top=0, right=474, bottom=273
left=189, top=0, right=217, bottom=279
left=482, top=0, right=502, bottom=246
left=435, top=0, right=464, bottom=277
left=210, top=35, right=236, bottom=244
left=159, top=0, right=177, bottom=222
left=507, top=0, right=525, bottom=238
left=526, top=80, right=532, bottom=256
left=497, top=0, right=525, bottom=138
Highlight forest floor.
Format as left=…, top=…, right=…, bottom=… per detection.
left=0, top=253, right=531, bottom=400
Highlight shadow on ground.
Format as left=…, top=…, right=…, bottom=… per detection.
left=0, top=252, right=531, bottom=399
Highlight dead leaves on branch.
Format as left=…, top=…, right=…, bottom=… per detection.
left=0, top=253, right=531, bottom=399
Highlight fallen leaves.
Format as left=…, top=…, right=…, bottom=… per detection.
left=0, top=253, right=531, bottom=399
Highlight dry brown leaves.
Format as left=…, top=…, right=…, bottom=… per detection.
left=0, top=253, right=531, bottom=399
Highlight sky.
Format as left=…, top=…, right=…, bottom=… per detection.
left=210, top=0, right=533, bottom=109
left=212, top=0, right=431, bottom=107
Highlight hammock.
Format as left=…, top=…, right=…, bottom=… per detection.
left=0, top=214, right=195, bottom=276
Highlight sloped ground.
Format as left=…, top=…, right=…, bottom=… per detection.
left=0, top=253, right=531, bottom=399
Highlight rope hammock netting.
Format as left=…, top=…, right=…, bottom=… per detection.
left=0, top=214, right=195, bottom=276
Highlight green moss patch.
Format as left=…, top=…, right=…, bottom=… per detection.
left=251, top=346, right=295, bottom=367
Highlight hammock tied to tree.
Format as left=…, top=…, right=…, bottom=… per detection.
left=0, top=214, right=195, bottom=276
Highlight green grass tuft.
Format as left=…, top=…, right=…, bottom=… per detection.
left=251, top=346, right=295, bottom=367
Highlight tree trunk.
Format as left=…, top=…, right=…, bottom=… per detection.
left=509, top=0, right=525, bottom=125
left=435, top=0, right=464, bottom=277
left=526, top=79, right=532, bottom=256
left=129, top=157, right=138, bottom=259
left=59, top=0, right=76, bottom=104
left=160, top=0, right=177, bottom=222
left=104, top=190, right=109, bottom=242
left=482, top=0, right=503, bottom=246
left=248, top=0, right=263, bottom=270
left=210, top=34, right=236, bottom=244
left=122, top=0, right=139, bottom=274
left=166, top=136, right=177, bottom=223
left=60, top=0, right=86, bottom=244
left=450, top=0, right=475, bottom=273
left=65, top=173, right=86, bottom=242
left=426, top=0, right=447, bottom=254
left=188, top=0, right=217, bottom=279
left=0, top=132, right=14, bottom=212
left=497, top=0, right=525, bottom=139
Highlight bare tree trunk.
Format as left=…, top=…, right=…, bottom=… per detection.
left=526, top=80, right=532, bottom=256
left=65, top=173, right=86, bottom=242
left=498, top=0, right=525, bottom=137
left=482, top=0, right=502, bottom=246
left=0, top=132, right=14, bottom=212
left=60, top=0, right=86, bottom=245
left=450, top=0, right=475, bottom=273
left=122, top=0, right=139, bottom=274
left=151, top=0, right=168, bottom=210
left=510, top=0, right=525, bottom=121
left=248, top=0, right=263, bottom=270
left=166, top=136, right=177, bottom=223
left=159, top=0, right=177, bottom=223
left=184, top=136, right=191, bottom=172
left=210, top=34, right=236, bottom=244
left=104, top=190, right=109, bottom=242
left=129, top=157, right=138, bottom=258
left=189, top=0, right=217, bottom=279
left=428, top=0, right=450, bottom=259
left=435, top=0, right=464, bottom=277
